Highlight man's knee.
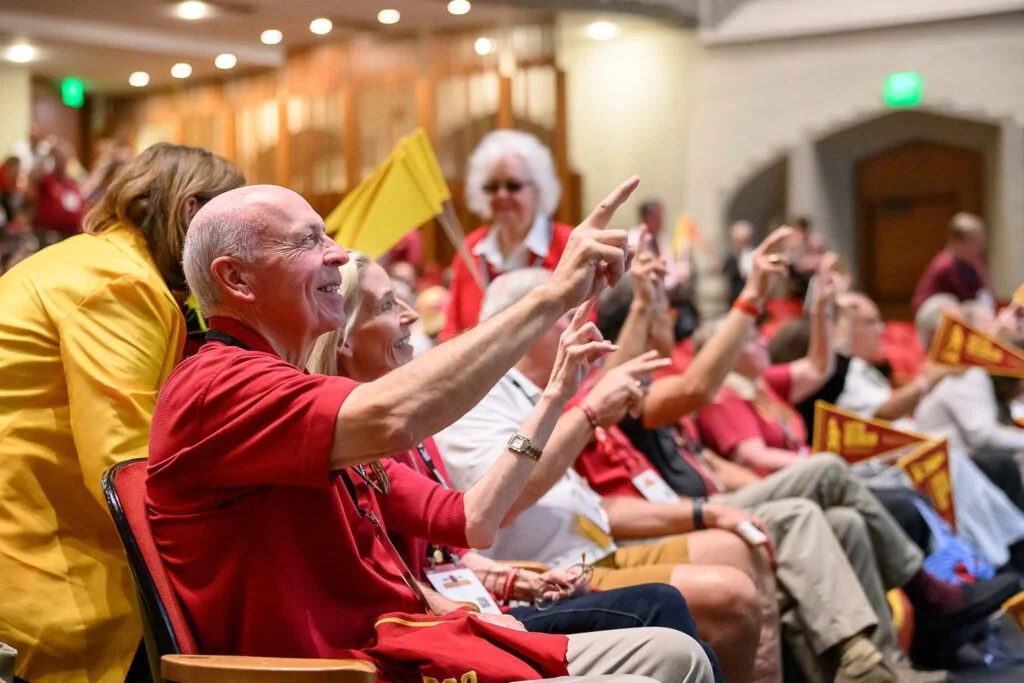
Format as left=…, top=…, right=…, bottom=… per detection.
left=805, top=452, right=849, bottom=480
left=824, top=506, right=867, bottom=538
left=679, top=566, right=761, bottom=636
left=756, top=497, right=826, bottom=529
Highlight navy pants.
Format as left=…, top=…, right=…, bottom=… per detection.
left=509, top=583, right=723, bottom=683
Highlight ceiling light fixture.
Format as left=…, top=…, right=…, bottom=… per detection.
left=260, top=29, right=283, bottom=45
left=309, top=18, right=333, bottom=35
left=214, top=53, right=237, bottom=69
left=5, top=43, right=36, bottom=63
left=170, top=62, right=193, bottom=79
left=447, top=0, right=471, bottom=15
left=585, top=21, right=619, bottom=40
left=474, top=37, right=495, bottom=56
left=129, top=71, right=150, bottom=87
left=177, top=1, right=208, bottom=21
left=377, top=9, right=401, bottom=25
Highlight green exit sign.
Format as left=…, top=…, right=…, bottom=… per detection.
left=883, top=71, right=923, bottom=109
left=61, top=78, right=85, bottom=109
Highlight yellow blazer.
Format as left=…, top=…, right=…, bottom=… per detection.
left=0, top=223, right=185, bottom=682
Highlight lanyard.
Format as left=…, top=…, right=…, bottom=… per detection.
left=205, top=328, right=250, bottom=349
left=415, top=443, right=449, bottom=490
left=508, top=376, right=539, bottom=406
left=408, top=444, right=460, bottom=568
left=339, top=470, right=433, bottom=612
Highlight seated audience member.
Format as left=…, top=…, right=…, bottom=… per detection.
left=307, top=252, right=723, bottom=683
left=721, top=220, right=755, bottom=305
left=148, top=181, right=715, bottom=683
left=435, top=268, right=781, bottom=683
left=31, top=143, right=85, bottom=247
left=0, top=155, right=26, bottom=222
left=912, top=213, right=993, bottom=312
left=440, top=130, right=572, bottom=341
left=0, top=143, right=244, bottom=683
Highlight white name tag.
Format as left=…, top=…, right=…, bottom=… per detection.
left=573, top=484, right=612, bottom=533
left=631, top=469, right=681, bottom=504
left=424, top=565, right=501, bottom=615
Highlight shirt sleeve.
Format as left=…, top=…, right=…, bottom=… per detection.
left=148, top=353, right=359, bottom=502
left=763, top=364, right=793, bottom=400
left=942, top=371, right=1024, bottom=452
left=836, top=358, right=890, bottom=417
left=376, top=459, right=469, bottom=548
left=698, top=391, right=765, bottom=457
left=60, top=275, right=179, bottom=505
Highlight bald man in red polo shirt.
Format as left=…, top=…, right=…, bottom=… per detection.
left=147, top=181, right=714, bottom=683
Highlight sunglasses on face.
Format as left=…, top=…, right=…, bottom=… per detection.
left=482, top=179, right=531, bottom=195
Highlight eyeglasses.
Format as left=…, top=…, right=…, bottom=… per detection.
left=482, top=179, right=532, bottom=195
left=534, top=553, right=594, bottom=610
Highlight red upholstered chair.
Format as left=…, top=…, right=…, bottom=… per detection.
left=102, top=458, right=376, bottom=683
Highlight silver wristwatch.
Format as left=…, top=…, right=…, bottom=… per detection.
left=507, top=433, right=543, bottom=461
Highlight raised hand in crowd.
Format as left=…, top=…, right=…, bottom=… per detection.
left=582, top=350, right=672, bottom=426
left=737, top=226, right=795, bottom=307
left=546, top=298, right=619, bottom=402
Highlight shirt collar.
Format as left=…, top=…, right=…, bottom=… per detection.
left=472, top=214, right=551, bottom=270
left=504, top=367, right=543, bottom=404
left=206, top=316, right=279, bottom=356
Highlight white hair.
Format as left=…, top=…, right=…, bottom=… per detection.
left=465, top=130, right=561, bottom=221
left=479, top=267, right=552, bottom=324
left=182, top=211, right=263, bottom=316
left=915, top=293, right=960, bottom=350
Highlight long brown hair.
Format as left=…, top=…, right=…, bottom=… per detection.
left=84, top=143, right=244, bottom=290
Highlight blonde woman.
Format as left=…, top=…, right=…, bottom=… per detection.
left=0, top=143, right=244, bottom=683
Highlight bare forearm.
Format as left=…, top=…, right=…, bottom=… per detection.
left=735, top=445, right=801, bottom=473
left=806, top=300, right=835, bottom=379
left=705, top=451, right=761, bottom=491
left=462, top=392, right=568, bottom=547
left=603, top=496, right=696, bottom=539
left=643, top=306, right=755, bottom=427
left=604, top=302, right=653, bottom=372
left=874, top=381, right=924, bottom=421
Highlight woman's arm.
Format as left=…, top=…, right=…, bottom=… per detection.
left=731, top=438, right=801, bottom=473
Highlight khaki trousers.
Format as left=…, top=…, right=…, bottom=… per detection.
left=713, top=455, right=924, bottom=664
left=524, top=627, right=716, bottom=683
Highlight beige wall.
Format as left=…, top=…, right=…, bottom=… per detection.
left=0, top=64, right=31, bottom=161
left=556, top=13, right=698, bottom=232
left=688, top=12, right=1024, bottom=301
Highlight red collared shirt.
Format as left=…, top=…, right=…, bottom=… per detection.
left=147, top=317, right=469, bottom=657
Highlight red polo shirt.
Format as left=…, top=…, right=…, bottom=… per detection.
left=147, top=317, right=469, bottom=657
left=439, top=221, right=575, bottom=341
left=912, top=250, right=988, bottom=310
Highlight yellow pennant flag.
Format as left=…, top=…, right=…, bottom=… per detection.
left=1003, top=592, right=1024, bottom=631
left=811, top=401, right=930, bottom=464
left=324, top=155, right=394, bottom=242
left=929, top=312, right=1024, bottom=378
left=404, top=128, right=451, bottom=205
left=898, top=440, right=956, bottom=531
left=1014, top=283, right=1024, bottom=308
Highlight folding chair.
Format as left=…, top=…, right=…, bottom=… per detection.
left=102, top=458, right=376, bottom=683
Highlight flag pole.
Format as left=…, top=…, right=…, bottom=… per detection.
left=437, top=200, right=486, bottom=293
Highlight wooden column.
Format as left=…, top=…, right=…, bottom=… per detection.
left=498, top=75, right=514, bottom=129
left=343, top=87, right=360, bottom=189
left=275, top=97, right=290, bottom=187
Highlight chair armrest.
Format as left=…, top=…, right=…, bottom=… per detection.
left=162, top=654, right=376, bottom=683
left=496, top=560, right=550, bottom=574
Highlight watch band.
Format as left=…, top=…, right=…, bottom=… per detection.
left=692, top=498, right=706, bottom=531
left=507, top=433, right=543, bottom=461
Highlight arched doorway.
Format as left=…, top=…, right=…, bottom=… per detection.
left=856, top=141, right=984, bottom=320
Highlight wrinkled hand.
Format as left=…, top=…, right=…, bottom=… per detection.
left=537, top=565, right=591, bottom=602
left=549, top=176, right=640, bottom=308
left=582, top=350, right=672, bottom=426
left=471, top=612, right=527, bottom=631
left=546, top=299, right=619, bottom=401
left=992, top=302, right=1024, bottom=342
left=631, top=226, right=669, bottom=310
left=738, top=226, right=795, bottom=306
left=703, top=503, right=777, bottom=568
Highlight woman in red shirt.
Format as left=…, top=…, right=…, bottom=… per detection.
left=440, top=130, right=574, bottom=341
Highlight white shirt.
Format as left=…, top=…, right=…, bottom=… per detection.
left=433, top=368, right=616, bottom=568
left=915, top=367, right=1024, bottom=453
left=837, top=356, right=894, bottom=417
left=473, top=214, right=551, bottom=272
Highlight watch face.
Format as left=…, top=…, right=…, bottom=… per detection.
left=510, top=434, right=526, bottom=450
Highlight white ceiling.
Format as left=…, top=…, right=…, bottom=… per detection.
left=0, top=0, right=551, bottom=93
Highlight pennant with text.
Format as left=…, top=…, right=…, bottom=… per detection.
left=811, top=401, right=930, bottom=464
left=928, top=313, right=1024, bottom=378
left=898, top=439, right=956, bottom=531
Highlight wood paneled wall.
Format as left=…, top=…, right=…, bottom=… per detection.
left=101, top=23, right=579, bottom=269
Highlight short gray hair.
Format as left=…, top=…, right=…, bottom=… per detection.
left=465, top=130, right=561, bottom=221
left=182, top=210, right=263, bottom=316
left=479, top=268, right=551, bottom=324
left=915, top=293, right=960, bottom=350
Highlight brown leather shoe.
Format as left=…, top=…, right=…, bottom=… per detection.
left=834, top=636, right=896, bottom=683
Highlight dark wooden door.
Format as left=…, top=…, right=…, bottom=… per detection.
left=856, top=141, right=984, bottom=320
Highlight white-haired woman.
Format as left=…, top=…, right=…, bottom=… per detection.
left=440, top=130, right=569, bottom=340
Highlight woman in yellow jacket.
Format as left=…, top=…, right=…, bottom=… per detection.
left=0, top=143, right=243, bottom=683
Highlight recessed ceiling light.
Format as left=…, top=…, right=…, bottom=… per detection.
left=309, top=18, right=333, bottom=35
left=214, top=53, right=237, bottom=69
left=177, top=1, right=208, bottom=21
left=170, top=62, right=192, bottom=79
left=260, top=29, right=283, bottom=45
left=5, top=43, right=36, bottom=63
left=585, top=21, right=619, bottom=40
left=447, top=0, right=471, bottom=15
left=474, top=37, right=495, bottom=56
left=129, top=71, right=150, bottom=87
left=377, top=9, right=401, bottom=25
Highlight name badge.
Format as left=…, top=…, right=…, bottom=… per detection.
left=572, top=485, right=613, bottom=549
left=631, top=469, right=680, bottom=504
left=424, top=565, right=501, bottom=615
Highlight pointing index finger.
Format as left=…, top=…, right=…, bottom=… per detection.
left=755, top=226, right=795, bottom=258
left=582, top=176, right=640, bottom=231
left=571, top=297, right=597, bottom=331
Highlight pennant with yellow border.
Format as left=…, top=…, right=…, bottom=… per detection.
left=898, top=440, right=956, bottom=531
left=1003, top=592, right=1024, bottom=632
left=1014, top=283, right=1024, bottom=308
left=811, top=401, right=930, bottom=464
left=928, top=312, right=1024, bottom=378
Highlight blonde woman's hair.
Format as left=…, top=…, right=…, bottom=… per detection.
left=84, top=142, right=244, bottom=291
left=307, top=251, right=374, bottom=376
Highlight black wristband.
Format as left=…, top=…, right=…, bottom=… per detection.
left=692, top=498, right=706, bottom=531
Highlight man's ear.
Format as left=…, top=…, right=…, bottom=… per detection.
left=337, top=338, right=355, bottom=360
left=210, top=256, right=255, bottom=304
left=181, top=196, right=201, bottom=226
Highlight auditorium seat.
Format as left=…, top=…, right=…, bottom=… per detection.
left=102, top=458, right=377, bottom=683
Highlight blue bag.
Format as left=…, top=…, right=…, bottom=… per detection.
left=913, top=497, right=996, bottom=585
